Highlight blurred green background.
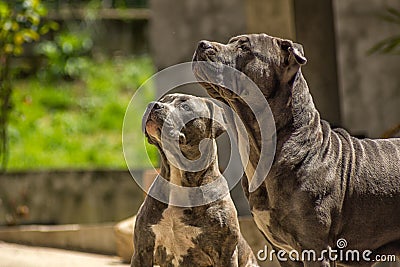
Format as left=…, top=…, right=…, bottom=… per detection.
left=1, top=0, right=399, bottom=173
left=0, top=0, right=157, bottom=171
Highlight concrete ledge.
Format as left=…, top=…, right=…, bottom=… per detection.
left=0, top=223, right=116, bottom=255
left=0, top=242, right=128, bottom=267
left=0, top=217, right=276, bottom=266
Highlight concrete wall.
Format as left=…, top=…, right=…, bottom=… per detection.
left=294, top=0, right=342, bottom=126
left=0, top=170, right=145, bottom=225
left=245, top=0, right=295, bottom=39
left=333, top=0, right=400, bottom=137
left=0, top=169, right=251, bottom=225
left=149, top=0, right=246, bottom=70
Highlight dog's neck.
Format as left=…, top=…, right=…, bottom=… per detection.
left=225, top=70, right=322, bottom=158
left=158, top=140, right=221, bottom=188
left=219, top=70, right=323, bottom=186
left=272, top=70, right=324, bottom=167
left=289, top=71, right=321, bottom=131
left=156, top=140, right=226, bottom=206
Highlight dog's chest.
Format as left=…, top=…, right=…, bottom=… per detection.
left=151, top=206, right=203, bottom=266
left=252, top=208, right=294, bottom=252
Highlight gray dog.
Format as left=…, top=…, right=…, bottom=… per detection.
left=192, top=34, right=400, bottom=267
left=131, top=93, right=259, bottom=267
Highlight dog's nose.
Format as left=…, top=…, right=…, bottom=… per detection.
left=150, top=101, right=164, bottom=110
left=198, top=40, right=213, bottom=51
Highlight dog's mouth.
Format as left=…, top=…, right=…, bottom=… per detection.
left=192, top=54, right=222, bottom=76
left=192, top=51, right=228, bottom=99
left=144, top=114, right=187, bottom=146
left=192, top=45, right=224, bottom=74
left=193, top=56, right=243, bottom=102
left=192, top=45, right=217, bottom=62
left=144, top=118, right=161, bottom=140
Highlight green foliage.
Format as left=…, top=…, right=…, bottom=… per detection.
left=35, top=31, right=93, bottom=80
left=368, top=7, right=400, bottom=55
left=0, top=0, right=58, bottom=171
left=42, top=0, right=148, bottom=9
left=0, top=0, right=58, bottom=56
left=8, top=57, right=157, bottom=170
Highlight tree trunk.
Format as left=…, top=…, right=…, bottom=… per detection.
left=0, top=55, right=11, bottom=172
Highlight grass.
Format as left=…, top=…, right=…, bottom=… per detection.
left=7, top=56, right=158, bottom=170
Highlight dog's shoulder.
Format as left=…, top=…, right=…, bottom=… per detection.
left=135, top=196, right=167, bottom=227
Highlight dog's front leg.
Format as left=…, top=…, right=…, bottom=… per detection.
left=229, top=246, right=240, bottom=267
left=130, top=230, right=155, bottom=267
left=212, top=236, right=240, bottom=267
left=131, top=214, right=155, bottom=267
left=131, top=250, right=153, bottom=267
left=215, top=246, right=239, bottom=267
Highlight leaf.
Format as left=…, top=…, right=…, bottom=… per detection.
left=36, top=4, right=48, bottom=17
left=0, top=2, right=10, bottom=17
left=382, top=37, right=400, bottom=53
left=39, top=24, right=49, bottom=35
left=368, top=35, right=400, bottom=55
left=11, top=22, right=19, bottom=31
left=377, top=7, right=400, bottom=25
left=13, top=32, right=24, bottom=45
left=378, top=14, right=400, bottom=25
left=22, top=29, right=40, bottom=42
left=3, top=20, right=12, bottom=31
left=387, top=7, right=400, bottom=19
left=27, top=13, right=41, bottom=26
left=13, top=45, right=23, bottom=56
left=4, top=43, right=13, bottom=54
left=48, top=21, right=59, bottom=31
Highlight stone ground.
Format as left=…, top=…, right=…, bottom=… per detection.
left=0, top=242, right=130, bottom=267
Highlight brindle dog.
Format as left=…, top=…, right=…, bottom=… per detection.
left=132, top=93, right=259, bottom=267
left=192, top=34, right=400, bottom=267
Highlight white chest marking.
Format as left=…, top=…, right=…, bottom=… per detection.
left=169, top=165, right=182, bottom=186
left=252, top=209, right=294, bottom=253
left=236, top=122, right=256, bottom=186
left=152, top=207, right=202, bottom=266
left=168, top=166, right=191, bottom=205
left=252, top=209, right=271, bottom=238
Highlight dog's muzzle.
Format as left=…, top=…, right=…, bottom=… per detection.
left=143, top=102, right=186, bottom=143
left=142, top=101, right=163, bottom=133
left=193, top=40, right=216, bottom=62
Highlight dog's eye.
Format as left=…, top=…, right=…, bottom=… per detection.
left=239, top=43, right=250, bottom=51
left=181, top=103, right=191, bottom=111
left=280, top=40, right=292, bottom=51
left=237, top=38, right=251, bottom=52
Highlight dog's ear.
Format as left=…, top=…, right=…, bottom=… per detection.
left=281, top=40, right=307, bottom=66
left=208, top=101, right=227, bottom=138
left=280, top=40, right=307, bottom=84
left=291, top=42, right=307, bottom=65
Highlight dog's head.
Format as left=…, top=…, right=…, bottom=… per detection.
left=192, top=33, right=307, bottom=99
left=143, top=93, right=226, bottom=160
